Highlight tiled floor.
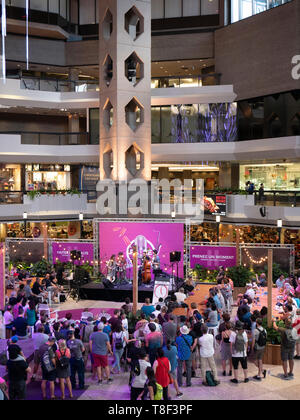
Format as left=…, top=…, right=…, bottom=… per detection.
left=32, top=298, right=300, bottom=400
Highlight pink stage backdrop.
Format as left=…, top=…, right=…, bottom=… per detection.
left=190, top=245, right=236, bottom=270
left=52, top=242, right=94, bottom=265
left=0, top=244, right=4, bottom=310
left=99, top=222, right=184, bottom=278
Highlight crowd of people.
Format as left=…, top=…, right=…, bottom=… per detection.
left=1, top=268, right=300, bottom=401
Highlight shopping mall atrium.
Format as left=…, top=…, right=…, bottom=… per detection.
left=0, top=0, right=299, bottom=403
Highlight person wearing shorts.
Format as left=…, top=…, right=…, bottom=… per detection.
left=89, top=322, right=113, bottom=384
left=229, top=321, right=249, bottom=384
left=39, top=337, right=57, bottom=400
left=252, top=318, right=267, bottom=381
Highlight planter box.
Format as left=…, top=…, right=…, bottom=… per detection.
left=263, top=343, right=281, bottom=366
left=24, top=193, right=87, bottom=214
left=227, top=195, right=255, bottom=218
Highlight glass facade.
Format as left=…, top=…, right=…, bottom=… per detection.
left=240, top=162, right=300, bottom=191
left=230, top=0, right=292, bottom=23
left=151, top=103, right=237, bottom=143
left=6, top=0, right=70, bottom=20
left=151, top=0, right=219, bottom=19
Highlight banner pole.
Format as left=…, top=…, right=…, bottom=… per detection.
left=267, top=248, right=273, bottom=328
left=132, top=245, right=138, bottom=316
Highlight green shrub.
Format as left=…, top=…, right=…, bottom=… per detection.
left=263, top=263, right=288, bottom=284
left=226, top=265, right=253, bottom=288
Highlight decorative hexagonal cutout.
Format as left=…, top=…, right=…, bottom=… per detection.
left=103, top=99, right=113, bottom=129
left=103, top=9, right=113, bottom=40
left=125, top=97, right=144, bottom=132
left=103, top=146, right=113, bottom=177
left=103, top=54, right=113, bottom=87
left=125, top=52, right=144, bottom=86
left=125, top=6, right=144, bottom=41
left=125, top=144, right=144, bottom=177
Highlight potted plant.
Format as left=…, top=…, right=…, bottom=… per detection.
left=227, top=265, right=253, bottom=300
left=262, top=318, right=284, bottom=366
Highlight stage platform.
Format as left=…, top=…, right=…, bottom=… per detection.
left=79, top=282, right=155, bottom=303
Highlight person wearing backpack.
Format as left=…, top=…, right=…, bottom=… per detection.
left=229, top=321, right=249, bottom=384
left=55, top=339, right=73, bottom=400
left=39, top=336, right=57, bottom=400
left=145, top=367, right=163, bottom=401
left=273, top=318, right=298, bottom=379
left=252, top=318, right=267, bottom=381
left=112, top=325, right=127, bottom=374
left=130, top=350, right=151, bottom=400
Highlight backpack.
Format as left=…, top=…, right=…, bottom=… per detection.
left=154, top=382, right=163, bottom=400
left=115, top=332, right=124, bottom=350
left=283, top=328, right=298, bottom=349
left=42, top=349, right=55, bottom=372
left=0, top=351, right=7, bottom=366
left=206, top=371, right=217, bottom=387
left=234, top=331, right=245, bottom=353
left=256, top=328, right=267, bottom=347
left=57, top=350, right=70, bottom=370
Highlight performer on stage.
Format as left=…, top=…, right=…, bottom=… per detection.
left=107, top=254, right=117, bottom=283
left=116, top=252, right=127, bottom=284
left=152, top=249, right=161, bottom=281
left=142, top=256, right=152, bottom=285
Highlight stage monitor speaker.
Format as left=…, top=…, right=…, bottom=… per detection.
left=71, top=250, right=81, bottom=261
left=103, top=279, right=114, bottom=289
left=170, top=251, right=181, bottom=263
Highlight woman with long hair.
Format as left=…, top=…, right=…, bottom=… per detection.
left=153, top=348, right=171, bottom=401
left=56, top=339, right=73, bottom=400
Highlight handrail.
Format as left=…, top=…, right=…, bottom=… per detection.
left=0, top=131, right=92, bottom=145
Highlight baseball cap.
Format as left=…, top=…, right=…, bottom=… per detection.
left=11, top=336, right=18, bottom=343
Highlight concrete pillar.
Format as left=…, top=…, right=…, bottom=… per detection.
left=158, top=167, right=169, bottom=180
left=98, top=0, right=152, bottom=182
left=68, top=113, right=80, bottom=133
left=219, top=163, right=240, bottom=190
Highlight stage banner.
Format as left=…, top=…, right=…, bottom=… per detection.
left=0, top=243, right=5, bottom=311
left=190, top=245, right=236, bottom=270
left=153, top=280, right=169, bottom=305
left=99, top=222, right=184, bottom=279
left=52, top=242, right=94, bottom=265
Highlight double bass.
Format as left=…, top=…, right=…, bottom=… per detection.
left=142, top=257, right=151, bottom=284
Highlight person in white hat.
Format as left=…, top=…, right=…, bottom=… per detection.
left=176, top=325, right=194, bottom=388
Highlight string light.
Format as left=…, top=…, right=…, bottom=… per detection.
left=244, top=249, right=268, bottom=265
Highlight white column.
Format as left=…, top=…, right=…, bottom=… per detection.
left=99, top=0, right=152, bottom=182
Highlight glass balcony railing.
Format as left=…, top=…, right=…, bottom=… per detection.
left=151, top=73, right=221, bottom=89
left=0, top=132, right=93, bottom=145
left=20, top=77, right=99, bottom=93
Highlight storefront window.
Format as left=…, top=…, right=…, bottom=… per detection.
left=0, top=164, right=21, bottom=191
left=240, top=163, right=300, bottom=191
left=25, top=164, right=71, bottom=191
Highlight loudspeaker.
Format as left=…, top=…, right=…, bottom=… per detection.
left=170, top=251, right=181, bottom=263
left=71, top=250, right=81, bottom=261
left=103, top=279, right=114, bottom=289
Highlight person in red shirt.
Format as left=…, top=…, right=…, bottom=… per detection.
left=153, top=347, right=171, bottom=401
